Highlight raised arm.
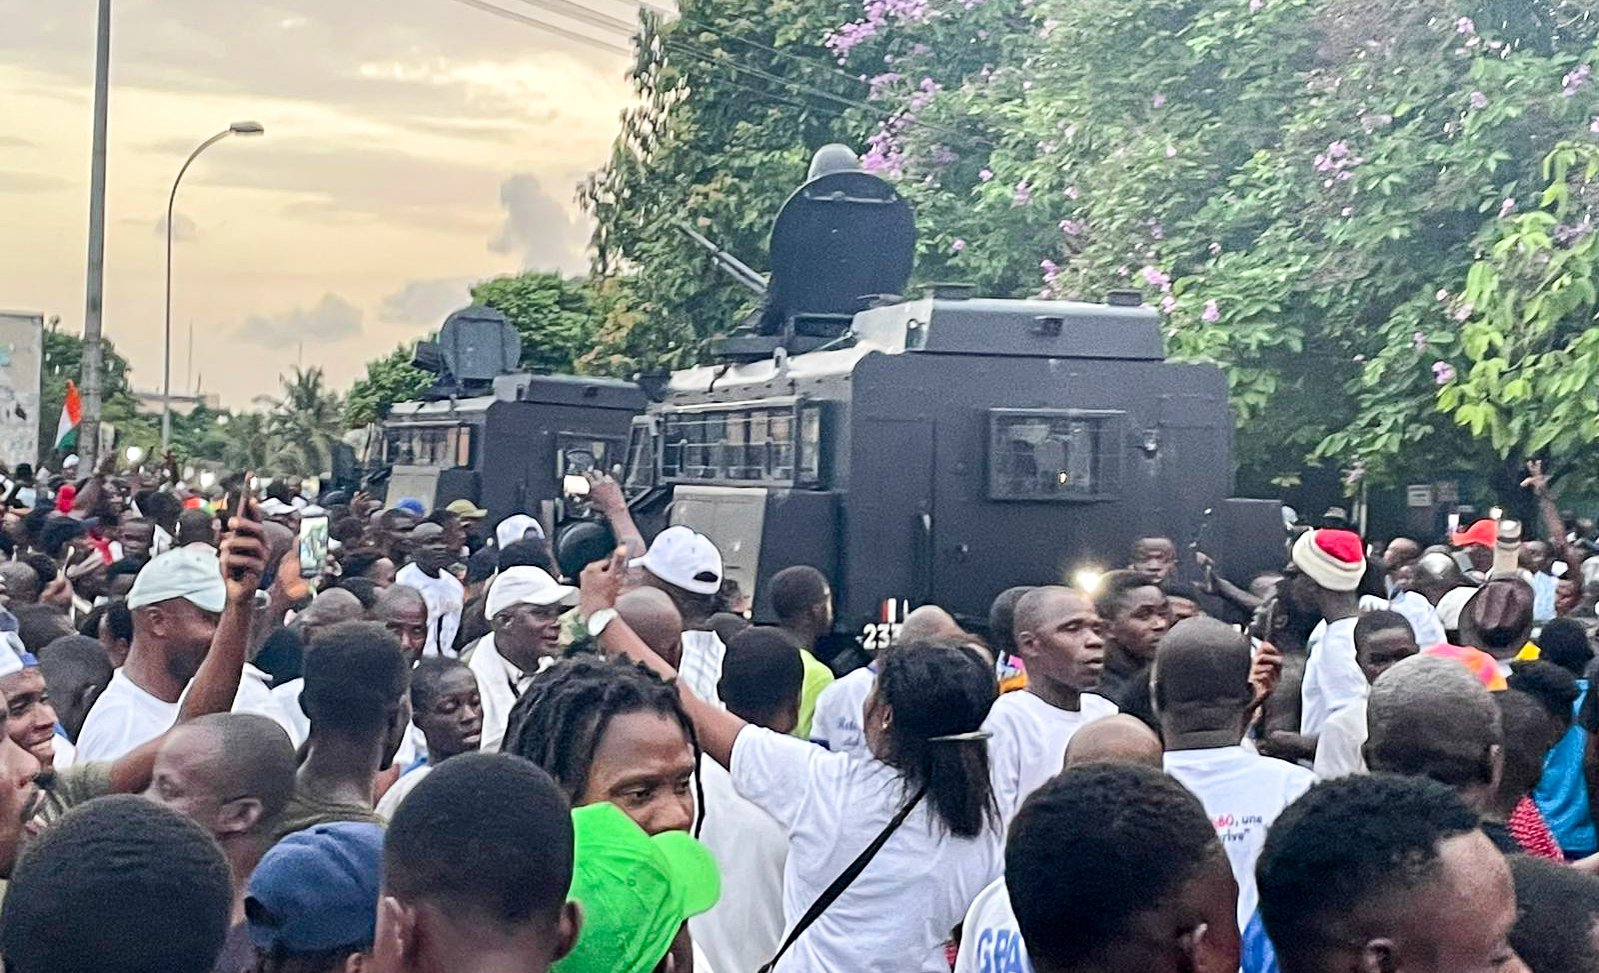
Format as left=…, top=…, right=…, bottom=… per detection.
left=1522, top=460, right=1582, bottom=570
left=106, top=503, right=267, bottom=793
left=585, top=474, right=647, bottom=562
left=581, top=550, right=745, bottom=767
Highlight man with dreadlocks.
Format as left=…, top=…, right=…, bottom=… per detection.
left=502, top=655, right=706, bottom=972
left=503, top=655, right=700, bottom=838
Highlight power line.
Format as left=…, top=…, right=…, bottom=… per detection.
left=672, top=14, right=868, bottom=92
left=442, top=0, right=631, bottom=54
left=506, top=0, right=638, bottom=36
left=664, top=38, right=991, bottom=147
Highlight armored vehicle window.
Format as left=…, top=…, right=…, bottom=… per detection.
left=657, top=405, right=812, bottom=486
left=556, top=435, right=622, bottom=479
left=624, top=420, right=655, bottom=491
left=384, top=425, right=475, bottom=470
left=797, top=406, right=823, bottom=484
left=987, top=410, right=1124, bottom=501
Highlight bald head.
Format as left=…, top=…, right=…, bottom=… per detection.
left=293, top=587, right=364, bottom=641
left=616, top=587, right=684, bottom=668
left=299, top=586, right=363, bottom=623
left=150, top=713, right=297, bottom=842
left=898, top=604, right=965, bottom=644
left=1063, top=715, right=1163, bottom=770
left=1384, top=537, right=1422, bottom=572
left=0, top=562, right=39, bottom=605
left=1152, top=617, right=1253, bottom=732
left=1366, top=655, right=1502, bottom=802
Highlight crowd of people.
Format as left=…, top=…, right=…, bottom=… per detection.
left=3, top=452, right=1599, bottom=973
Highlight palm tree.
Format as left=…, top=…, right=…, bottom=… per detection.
left=261, top=367, right=345, bottom=477
left=220, top=412, right=277, bottom=474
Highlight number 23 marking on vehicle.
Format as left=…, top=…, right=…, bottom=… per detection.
left=861, top=623, right=902, bottom=650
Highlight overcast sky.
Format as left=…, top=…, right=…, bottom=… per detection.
left=0, top=0, right=638, bottom=407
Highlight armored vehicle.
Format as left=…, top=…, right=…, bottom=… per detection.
left=376, top=304, right=645, bottom=523
left=623, top=147, right=1277, bottom=643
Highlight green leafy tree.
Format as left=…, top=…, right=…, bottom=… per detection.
left=344, top=345, right=430, bottom=428
left=584, top=0, right=1599, bottom=502
left=579, top=6, right=874, bottom=374
left=262, top=367, right=344, bottom=477
left=471, top=271, right=605, bottom=374
left=38, top=326, right=159, bottom=461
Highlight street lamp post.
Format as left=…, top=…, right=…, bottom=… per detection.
left=163, top=121, right=264, bottom=451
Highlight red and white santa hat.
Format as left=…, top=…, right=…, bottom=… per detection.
left=1291, top=528, right=1366, bottom=592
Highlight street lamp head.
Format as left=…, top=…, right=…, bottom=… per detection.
left=229, top=121, right=265, bottom=136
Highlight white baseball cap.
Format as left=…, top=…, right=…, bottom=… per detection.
left=495, top=514, right=545, bottom=549
left=629, top=526, right=723, bottom=595
left=485, top=566, right=578, bottom=618
left=1435, top=585, right=1476, bottom=632
left=127, top=547, right=227, bottom=614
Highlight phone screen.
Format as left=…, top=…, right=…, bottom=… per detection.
left=299, top=515, right=329, bottom=578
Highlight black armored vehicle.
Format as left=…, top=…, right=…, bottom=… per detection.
left=623, top=146, right=1276, bottom=643
left=376, top=304, right=645, bottom=523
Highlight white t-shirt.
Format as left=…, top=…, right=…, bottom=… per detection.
left=395, top=563, right=464, bottom=657
left=1389, top=590, right=1446, bottom=647
left=51, top=734, right=76, bottom=771
left=731, top=725, right=1004, bottom=973
left=678, top=629, right=726, bottom=705
left=1163, top=746, right=1316, bottom=930
left=810, top=667, right=874, bottom=756
left=690, top=759, right=788, bottom=973
left=76, top=669, right=181, bottom=762
left=1300, top=616, right=1363, bottom=736
left=984, top=690, right=1119, bottom=824
left=271, top=678, right=311, bottom=747
left=375, top=763, right=432, bottom=820
left=953, top=877, right=1030, bottom=973
left=232, top=663, right=298, bottom=740
left=1312, top=697, right=1369, bottom=779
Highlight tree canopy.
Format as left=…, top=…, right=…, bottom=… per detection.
left=580, top=0, right=1599, bottom=501
left=344, top=270, right=608, bottom=427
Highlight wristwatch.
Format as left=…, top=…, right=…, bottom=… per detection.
left=586, top=608, right=619, bottom=638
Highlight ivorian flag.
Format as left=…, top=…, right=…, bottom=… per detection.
left=54, top=380, right=81, bottom=450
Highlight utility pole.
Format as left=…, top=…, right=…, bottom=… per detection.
left=78, top=0, right=111, bottom=469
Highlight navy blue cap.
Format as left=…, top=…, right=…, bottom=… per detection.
left=244, top=822, right=384, bottom=953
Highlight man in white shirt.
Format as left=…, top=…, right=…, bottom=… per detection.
left=984, top=585, right=1118, bottom=824
left=1313, top=611, right=1419, bottom=779
left=629, top=526, right=726, bottom=703
left=691, top=627, right=800, bottom=973
left=1154, top=617, right=1316, bottom=931
left=1288, top=528, right=1367, bottom=737
left=394, top=522, right=464, bottom=657
left=77, top=547, right=226, bottom=762
left=467, top=565, right=578, bottom=753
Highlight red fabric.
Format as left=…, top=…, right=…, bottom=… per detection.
left=1452, top=519, right=1498, bottom=549
left=1509, top=797, right=1564, bottom=861
left=1314, top=529, right=1365, bottom=565
left=54, top=485, right=75, bottom=514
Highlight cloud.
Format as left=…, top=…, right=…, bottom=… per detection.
left=489, top=173, right=589, bottom=273
left=379, top=278, right=474, bottom=327
left=0, top=171, right=70, bottom=194
left=153, top=212, right=198, bottom=241
left=235, top=293, right=363, bottom=346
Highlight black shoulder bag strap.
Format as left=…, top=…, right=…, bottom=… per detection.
left=757, top=787, right=927, bottom=973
